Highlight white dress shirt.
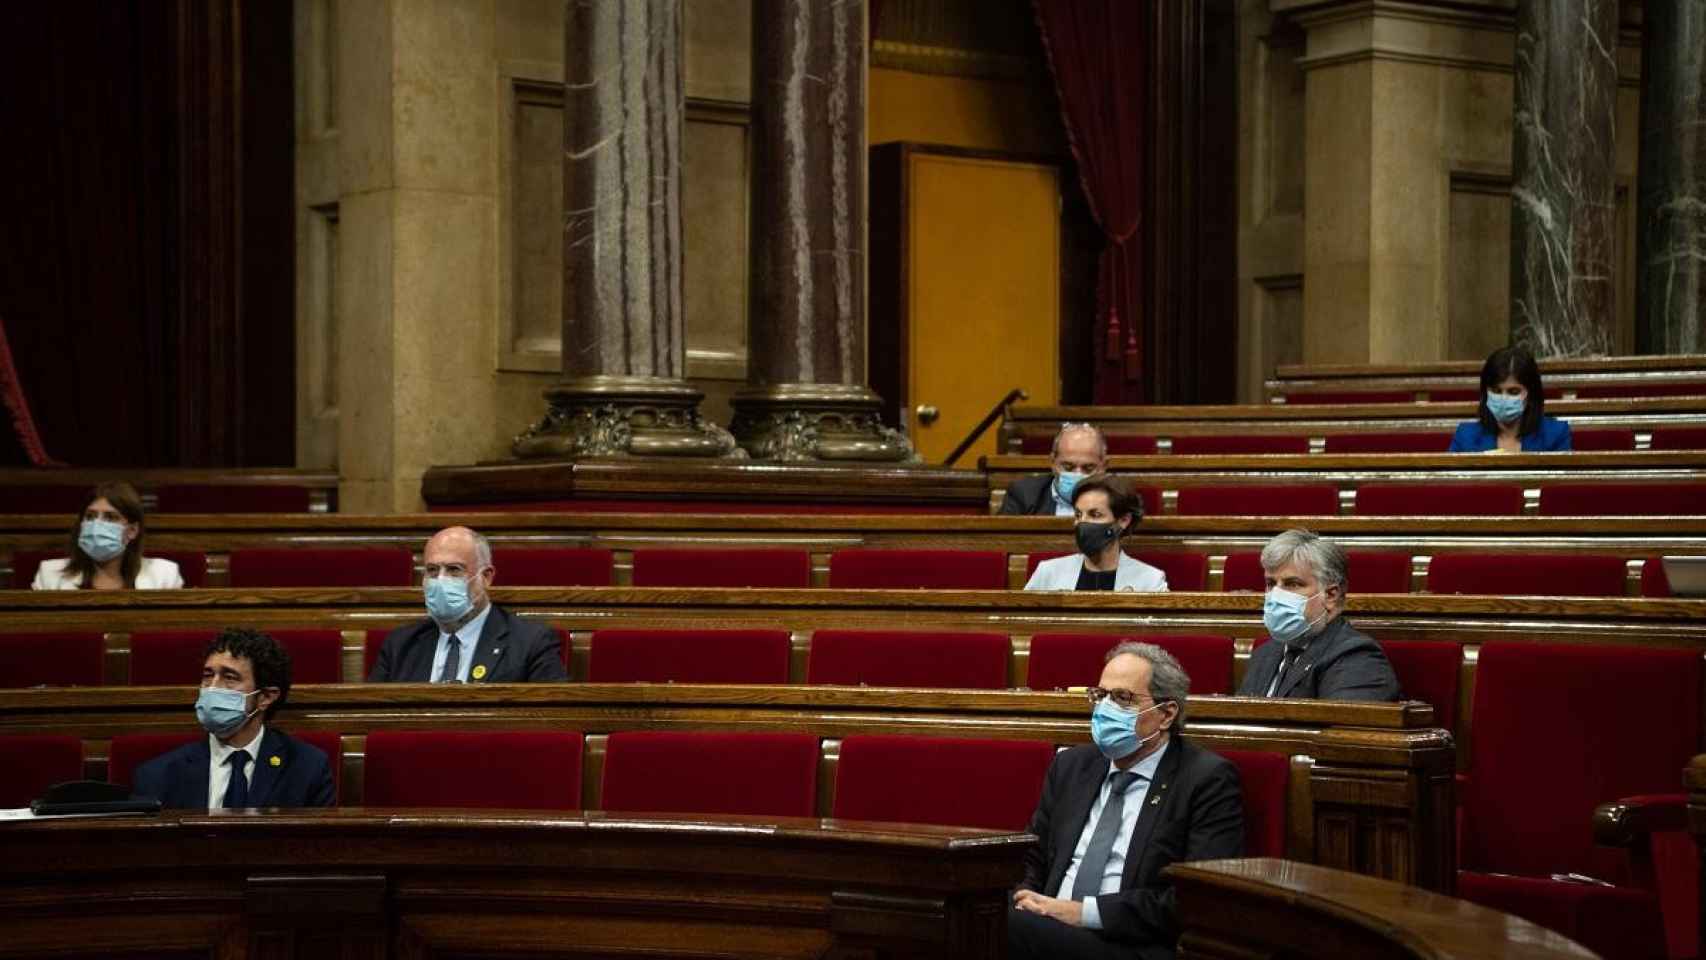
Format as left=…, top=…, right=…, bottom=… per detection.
left=207, top=724, right=265, bottom=809
left=1056, top=739, right=1168, bottom=929
left=429, top=602, right=493, bottom=683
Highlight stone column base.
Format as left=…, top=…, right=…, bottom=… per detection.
left=512, top=376, right=745, bottom=459
left=729, top=383, right=919, bottom=463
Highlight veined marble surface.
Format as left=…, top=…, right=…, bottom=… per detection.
left=1636, top=0, right=1705, bottom=354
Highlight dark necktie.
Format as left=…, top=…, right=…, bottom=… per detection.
left=1070, top=771, right=1142, bottom=900
left=439, top=634, right=462, bottom=683
left=1270, top=648, right=1301, bottom=697
left=222, top=750, right=251, bottom=809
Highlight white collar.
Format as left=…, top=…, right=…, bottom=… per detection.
left=209, top=723, right=266, bottom=765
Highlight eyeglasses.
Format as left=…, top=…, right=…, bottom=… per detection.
left=1087, top=687, right=1164, bottom=711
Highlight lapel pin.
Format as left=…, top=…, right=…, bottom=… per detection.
left=472, top=664, right=488, bottom=680
left=1150, top=796, right=1161, bottom=805
left=268, top=755, right=281, bottom=767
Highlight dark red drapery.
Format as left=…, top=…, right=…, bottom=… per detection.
left=1032, top=0, right=1147, bottom=404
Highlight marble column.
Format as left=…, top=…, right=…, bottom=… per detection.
left=1508, top=0, right=1620, bottom=358
left=1636, top=0, right=1706, bottom=354
left=513, top=0, right=741, bottom=459
left=729, top=0, right=914, bottom=462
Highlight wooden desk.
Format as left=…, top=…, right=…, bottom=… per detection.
left=0, top=808, right=1030, bottom=960
left=1170, top=858, right=1598, bottom=959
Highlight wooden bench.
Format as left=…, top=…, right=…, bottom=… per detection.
left=1268, top=354, right=1706, bottom=404
left=0, top=468, right=340, bottom=513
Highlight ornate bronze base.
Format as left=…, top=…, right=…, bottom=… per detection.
left=728, top=383, right=919, bottom=463
left=512, top=376, right=745, bottom=459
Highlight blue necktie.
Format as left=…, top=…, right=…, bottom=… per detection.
left=439, top=634, right=462, bottom=683
left=1070, top=771, right=1141, bottom=900
left=223, top=750, right=251, bottom=809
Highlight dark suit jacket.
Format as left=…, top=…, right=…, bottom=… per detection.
left=1019, top=737, right=1244, bottom=959
left=131, top=728, right=335, bottom=809
left=1000, top=474, right=1059, bottom=515
left=367, top=603, right=567, bottom=682
left=1236, top=616, right=1401, bottom=700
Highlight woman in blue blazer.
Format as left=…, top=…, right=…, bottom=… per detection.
left=1449, top=346, right=1573, bottom=453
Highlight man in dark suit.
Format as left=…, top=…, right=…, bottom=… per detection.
left=999, top=422, right=1107, bottom=515
left=1011, top=641, right=1244, bottom=960
left=133, top=628, right=335, bottom=809
left=368, top=525, right=566, bottom=683
left=1236, top=529, right=1400, bottom=700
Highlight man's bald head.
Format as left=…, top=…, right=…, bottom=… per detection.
left=422, top=526, right=495, bottom=626
left=425, top=526, right=492, bottom=571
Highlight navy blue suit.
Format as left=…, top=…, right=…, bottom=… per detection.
left=1449, top=416, right=1572, bottom=452
left=131, top=728, right=335, bottom=809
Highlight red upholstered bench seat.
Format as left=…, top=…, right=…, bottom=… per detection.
left=632, top=548, right=810, bottom=588
left=1539, top=483, right=1706, bottom=516
left=806, top=630, right=1008, bottom=689
left=1169, top=434, right=1310, bottom=455
left=0, top=734, right=83, bottom=807
left=492, top=548, right=613, bottom=586
left=228, top=547, right=414, bottom=587
left=828, top=549, right=1006, bottom=590
left=1279, top=391, right=1413, bottom=404
left=587, top=629, right=791, bottom=684
left=1175, top=484, right=1339, bottom=516
left=1218, top=749, right=1290, bottom=857
left=1378, top=640, right=1461, bottom=732
left=1026, top=633, right=1234, bottom=695
left=0, top=632, right=105, bottom=688
left=129, top=629, right=344, bottom=685
left=153, top=484, right=313, bottom=513
left=1018, top=435, right=1159, bottom=455
left=363, top=730, right=582, bottom=810
left=1650, top=427, right=1706, bottom=451
left=1355, top=483, right=1524, bottom=516
left=1323, top=432, right=1451, bottom=453
left=1569, top=428, right=1636, bottom=451
left=1221, top=551, right=1411, bottom=594
left=1575, top=380, right=1706, bottom=399
left=601, top=731, right=818, bottom=818
left=832, top=734, right=1056, bottom=831
left=1428, top=553, right=1627, bottom=597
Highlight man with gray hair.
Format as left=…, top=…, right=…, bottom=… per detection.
left=1235, top=529, right=1399, bottom=700
left=999, top=422, right=1109, bottom=515
left=367, top=525, right=566, bottom=683
left=1011, top=641, right=1244, bottom=959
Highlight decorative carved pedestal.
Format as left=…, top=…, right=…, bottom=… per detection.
left=729, top=384, right=918, bottom=463
left=514, top=376, right=742, bottom=459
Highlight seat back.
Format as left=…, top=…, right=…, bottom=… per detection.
left=1569, top=429, right=1636, bottom=452
left=0, top=734, right=83, bottom=807
left=1170, top=435, right=1310, bottom=455
left=1539, top=483, right=1706, bottom=517
left=833, top=735, right=1056, bottom=830
left=1027, top=634, right=1234, bottom=695
left=1355, top=483, right=1524, bottom=517
left=1131, top=551, right=1207, bottom=590
left=1463, top=642, right=1701, bottom=880
left=602, top=732, right=818, bottom=817
left=1378, top=641, right=1461, bottom=732
left=228, top=548, right=415, bottom=587
left=1650, top=427, right=1706, bottom=451
left=1218, top=749, right=1289, bottom=857
left=587, top=630, right=791, bottom=684
left=154, top=484, right=313, bottom=513
left=0, top=632, right=105, bottom=688
left=807, top=630, right=1008, bottom=689
left=1223, top=551, right=1411, bottom=594
left=492, top=548, right=613, bottom=586
left=1176, top=484, right=1339, bottom=516
left=1323, top=433, right=1451, bottom=454
left=632, top=548, right=811, bottom=588
left=828, top=549, right=1007, bottom=589
left=129, top=629, right=344, bottom=685
left=364, top=730, right=583, bottom=810
left=1429, top=554, right=1627, bottom=597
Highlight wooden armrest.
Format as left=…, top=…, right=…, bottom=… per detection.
left=1592, top=794, right=1687, bottom=847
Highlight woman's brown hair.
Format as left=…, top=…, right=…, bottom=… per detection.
left=62, top=482, right=146, bottom=588
left=1069, top=473, right=1145, bottom=535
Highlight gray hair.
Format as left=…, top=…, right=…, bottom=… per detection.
left=469, top=530, right=493, bottom=571
left=1052, top=422, right=1108, bottom=459
left=1104, top=640, right=1191, bottom=731
left=1260, top=528, right=1347, bottom=594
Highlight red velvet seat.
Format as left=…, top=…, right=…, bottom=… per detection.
left=1571, top=429, right=1637, bottom=452
left=807, top=630, right=1008, bottom=689
left=827, top=549, right=1007, bottom=590
left=1378, top=640, right=1460, bottom=732
left=1323, top=432, right=1451, bottom=453
left=0, top=484, right=93, bottom=513
left=587, top=629, right=791, bottom=684
left=129, top=629, right=344, bottom=685
left=1170, top=435, right=1310, bottom=455
left=1280, top=391, right=1413, bottom=404
left=1650, top=427, right=1706, bottom=451
left=1428, top=553, right=1627, bottom=597
left=0, top=735, right=83, bottom=807
left=1175, top=484, right=1339, bottom=516
left=1026, top=633, right=1234, bottom=695
left=109, top=730, right=342, bottom=800
left=1105, top=435, right=1159, bottom=455
left=364, top=730, right=583, bottom=810
left=10, top=550, right=207, bottom=588
left=601, top=731, right=818, bottom=817
left=1426, top=388, right=1482, bottom=402
left=632, top=548, right=811, bottom=588
left=832, top=735, right=1056, bottom=830
left=1458, top=642, right=1701, bottom=959
left=228, top=547, right=414, bottom=587
left=153, top=484, right=313, bottom=513
left=1218, top=749, right=1289, bottom=857
left=1540, top=483, right=1706, bottom=517
left=1641, top=558, right=1671, bottom=598
left=493, top=548, right=613, bottom=586
left=1576, top=381, right=1706, bottom=399
left=1019, top=435, right=1051, bottom=454
left=1355, top=483, right=1524, bottom=517
left=0, top=632, right=105, bottom=687
left=1222, top=551, right=1411, bottom=594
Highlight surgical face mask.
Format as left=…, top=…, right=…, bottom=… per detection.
left=424, top=574, right=474, bottom=624
left=78, top=518, right=128, bottom=563
left=196, top=686, right=260, bottom=737
left=1055, top=470, right=1087, bottom=502
left=1075, top=521, right=1121, bottom=557
left=1090, top=697, right=1166, bottom=761
left=1264, top=588, right=1327, bottom=647
left=1486, top=390, right=1526, bottom=425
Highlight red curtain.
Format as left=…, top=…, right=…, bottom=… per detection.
left=1032, top=0, right=1147, bottom=404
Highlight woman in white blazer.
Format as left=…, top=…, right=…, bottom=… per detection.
left=31, top=482, right=183, bottom=591
left=1024, top=473, right=1168, bottom=592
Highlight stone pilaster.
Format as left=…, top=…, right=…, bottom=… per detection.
left=1509, top=0, right=1620, bottom=357
left=513, top=0, right=740, bottom=459
left=730, top=0, right=914, bottom=462
left=1635, top=0, right=1706, bottom=354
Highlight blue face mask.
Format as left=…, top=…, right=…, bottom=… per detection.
left=1090, top=697, right=1165, bottom=761
left=196, top=686, right=260, bottom=737
left=78, top=518, right=128, bottom=563
left=424, top=575, right=474, bottom=624
left=1486, top=390, right=1526, bottom=425
left=1055, top=470, right=1087, bottom=502
left=1264, top=588, right=1325, bottom=647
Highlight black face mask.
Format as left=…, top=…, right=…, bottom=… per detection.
left=1075, top=521, right=1120, bottom=557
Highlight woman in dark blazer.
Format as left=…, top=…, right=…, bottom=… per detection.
left=1449, top=346, right=1572, bottom=453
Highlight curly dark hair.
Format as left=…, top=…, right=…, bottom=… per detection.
left=204, top=628, right=292, bottom=721
left=1070, top=473, right=1145, bottom=535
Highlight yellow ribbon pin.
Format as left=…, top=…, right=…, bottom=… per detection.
left=472, top=664, right=487, bottom=680
left=269, top=755, right=281, bottom=767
